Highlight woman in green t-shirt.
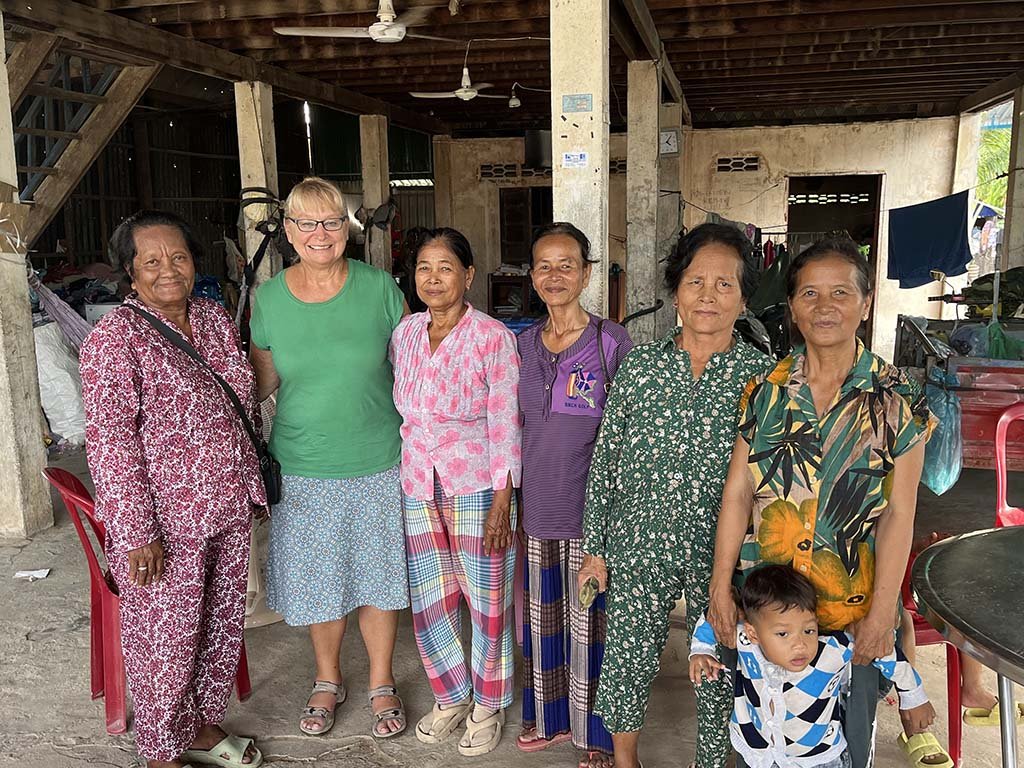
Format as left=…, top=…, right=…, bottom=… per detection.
left=250, top=177, right=408, bottom=741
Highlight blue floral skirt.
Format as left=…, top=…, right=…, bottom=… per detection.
left=266, top=465, right=409, bottom=626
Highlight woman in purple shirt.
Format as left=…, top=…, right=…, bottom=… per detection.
left=516, top=223, right=632, bottom=768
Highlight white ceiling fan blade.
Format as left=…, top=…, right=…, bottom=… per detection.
left=410, top=91, right=459, bottom=99
left=405, top=33, right=465, bottom=43
left=474, top=94, right=509, bottom=100
left=394, top=6, right=433, bottom=27
left=473, top=83, right=495, bottom=90
left=274, top=26, right=371, bottom=38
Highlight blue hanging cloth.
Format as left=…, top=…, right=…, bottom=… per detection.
left=888, top=190, right=971, bottom=289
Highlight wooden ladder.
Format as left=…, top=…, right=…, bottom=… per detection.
left=6, top=32, right=159, bottom=244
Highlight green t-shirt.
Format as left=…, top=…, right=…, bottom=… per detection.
left=250, top=259, right=404, bottom=479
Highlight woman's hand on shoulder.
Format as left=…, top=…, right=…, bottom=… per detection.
left=127, top=538, right=165, bottom=587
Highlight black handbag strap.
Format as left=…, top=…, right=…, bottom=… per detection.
left=125, top=303, right=263, bottom=451
left=239, top=230, right=275, bottom=352
left=596, top=319, right=611, bottom=394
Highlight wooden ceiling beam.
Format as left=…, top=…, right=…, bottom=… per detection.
left=119, top=0, right=446, bottom=25
left=651, top=0, right=1023, bottom=25
left=668, top=40, right=1024, bottom=65
left=959, top=68, right=1024, bottom=112
left=0, top=0, right=450, bottom=133
left=164, top=2, right=548, bottom=41
left=674, top=50, right=1024, bottom=73
left=663, top=26, right=1024, bottom=54
left=655, top=4, right=1024, bottom=40
left=287, top=47, right=550, bottom=72
left=612, top=0, right=685, bottom=111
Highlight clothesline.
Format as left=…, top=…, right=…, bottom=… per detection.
left=674, top=166, right=1023, bottom=229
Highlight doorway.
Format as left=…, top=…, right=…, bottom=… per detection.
left=786, top=174, right=883, bottom=346
left=499, top=186, right=553, bottom=265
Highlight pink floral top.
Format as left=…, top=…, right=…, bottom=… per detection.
left=80, top=296, right=266, bottom=554
left=390, top=304, right=522, bottom=501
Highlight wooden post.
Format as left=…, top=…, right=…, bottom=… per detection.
left=550, top=0, right=610, bottom=315
left=360, top=114, right=391, bottom=272
left=625, top=59, right=660, bottom=343
left=0, top=11, right=52, bottom=537
left=132, top=118, right=153, bottom=209
left=234, top=80, right=280, bottom=284
left=1006, top=86, right=1024, bottom=269
left=432, top=134, right=453, bottom=228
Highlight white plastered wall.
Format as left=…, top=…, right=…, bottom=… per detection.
left=681, top=117, right=966, bottom=359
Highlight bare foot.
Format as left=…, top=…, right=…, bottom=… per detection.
left=579, top=751, right=615, bottom=768
left=147, top=760, right=187, bottom=768
left=190, top=724, right=258, bottom=764
left=961, top=687, right=998, bottom=711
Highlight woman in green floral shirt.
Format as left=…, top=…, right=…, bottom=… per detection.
left=579, top=224, right=772, bottom=768
left=708, top=237, right=937, bottom=768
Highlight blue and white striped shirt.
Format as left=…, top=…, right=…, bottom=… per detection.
left=690, top=614, right=927, bottom=768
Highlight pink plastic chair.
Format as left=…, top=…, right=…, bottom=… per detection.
left=995, top=402, right=1024, bottom=527
left=43, top=468, right=252, bottom=735
left=902, top=546, right=962, bottom=766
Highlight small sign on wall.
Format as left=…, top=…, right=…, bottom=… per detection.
left=562, top=151, right=589, bottom=169
left=562, top=93, right=593, bottom=113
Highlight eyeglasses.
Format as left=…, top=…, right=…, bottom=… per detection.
left=287, top=216, right=346, bottom=233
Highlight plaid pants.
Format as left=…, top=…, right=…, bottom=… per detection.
left=404, top=480, right=517, bottom=709
left=522, top=535, right=613, bottom=752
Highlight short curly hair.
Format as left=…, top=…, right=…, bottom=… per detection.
left=663, top=223, right=758, bottom=300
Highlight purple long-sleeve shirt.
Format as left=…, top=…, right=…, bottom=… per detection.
left=517, top=315, right=632, bottom=540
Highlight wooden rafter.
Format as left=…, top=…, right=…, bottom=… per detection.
left=5, top=31, right=59, bottom=107
left=960, top=68, right=1024, bottom=112
left=1, top=0, right=450, bottom=134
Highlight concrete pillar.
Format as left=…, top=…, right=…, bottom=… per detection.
left=234, top=81, right=280, bottom=284
left=0, top=9, right=53, bottom=537
left=432, top=135, right=453, bottom=228
left=550, top=0, right=610, bottom=315
left=656, top=102, right=684, bottom=336
left=1005, top=86, right=1024, bottom=269
left=624, top=60, right=660, bottom=343
left=360, top=114, right=392, bottom=272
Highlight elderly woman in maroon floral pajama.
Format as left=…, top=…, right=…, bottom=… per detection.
left=80, top=210, right=266, bottom=768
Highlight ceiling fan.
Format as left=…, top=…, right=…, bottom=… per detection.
left=274, top=0, right=458, bottom=44
left=410, top=66, right=508, bottom=102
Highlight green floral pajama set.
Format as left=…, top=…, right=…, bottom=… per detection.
left=583, top=329, right=772, bottom=768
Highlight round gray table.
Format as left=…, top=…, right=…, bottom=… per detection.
left=912, top=527, right=1024, bottom=768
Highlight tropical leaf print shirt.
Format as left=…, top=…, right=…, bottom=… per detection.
left=735, top=340, right=934, bottom=630
left=583, top=329, right=772, bottom=562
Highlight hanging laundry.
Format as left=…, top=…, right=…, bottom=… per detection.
left=887, top=190, right=971, bottom=289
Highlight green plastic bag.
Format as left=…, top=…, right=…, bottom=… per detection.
left=987, top=320, right=1024, bottom=361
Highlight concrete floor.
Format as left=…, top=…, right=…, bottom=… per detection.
left=0, top=452, right=1018, bottom=767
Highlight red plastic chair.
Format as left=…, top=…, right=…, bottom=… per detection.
left=43, top=468, right=252, bottom=735
left=901, top=547, right=962, bottom=767
left=995, top=403, right=1024, bottom=527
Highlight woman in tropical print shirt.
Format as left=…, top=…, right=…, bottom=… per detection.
left=707, top=237, right=937, bottom=768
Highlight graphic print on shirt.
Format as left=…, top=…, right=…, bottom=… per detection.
left=553, top=359, right=604, bottom=417
left=565, top=362, right=598, bottom=408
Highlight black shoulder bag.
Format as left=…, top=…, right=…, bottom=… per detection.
left=596, top=319, right=613, bottom=394
left=126, top=304, right=282, bottom=505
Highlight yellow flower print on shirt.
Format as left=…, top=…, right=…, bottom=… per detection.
left=808, top=543, right=875, bottom=631
left=756, top=498, right=816, bottom=563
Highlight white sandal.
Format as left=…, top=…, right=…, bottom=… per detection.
left=415, top=697, right=473, bottom=744
left=458, top=708, right=505, bottom=756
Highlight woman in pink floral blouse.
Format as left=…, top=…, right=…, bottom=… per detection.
left=80, top=210, right=265, bottom=768
left=390, top=227, right=522, bottom=757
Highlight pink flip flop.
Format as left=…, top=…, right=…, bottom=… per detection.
left=515, top=728, right=573, bottom=752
